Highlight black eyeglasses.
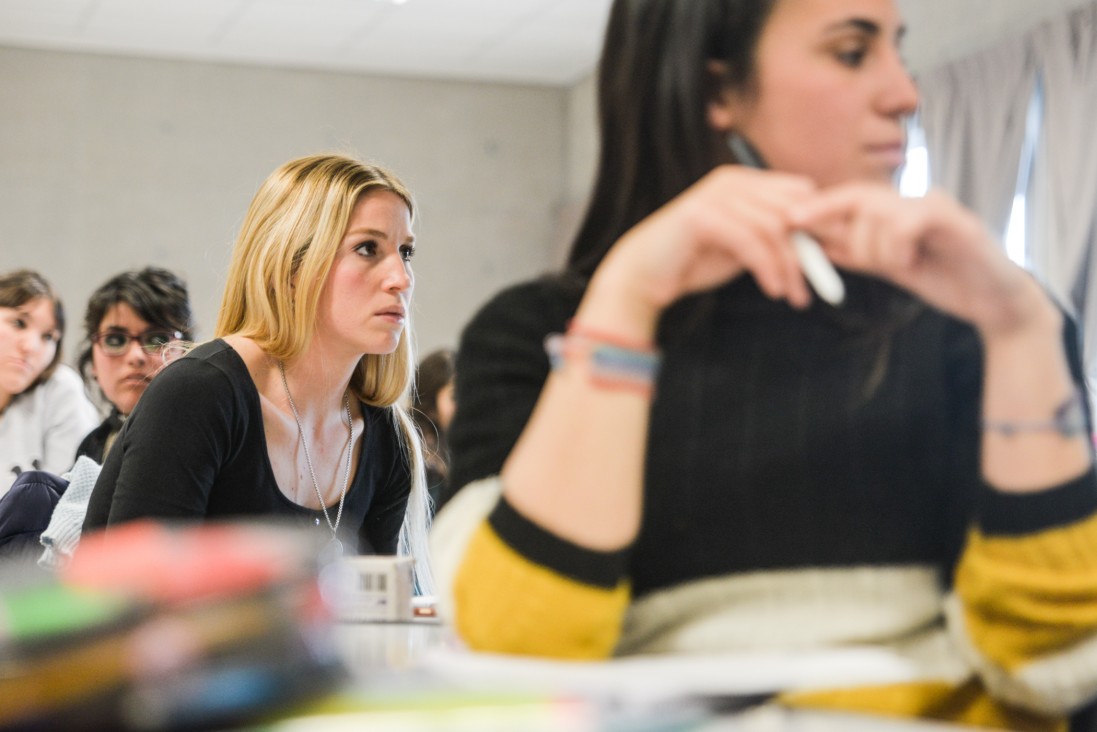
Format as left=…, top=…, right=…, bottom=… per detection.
left=91, top=329, right=184, bottom=357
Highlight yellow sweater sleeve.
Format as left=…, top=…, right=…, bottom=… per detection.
left=452, top=520, right=631, bottom=659
left=955, top=511, right=1097, bottom=670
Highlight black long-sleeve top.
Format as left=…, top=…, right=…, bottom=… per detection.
left=84, top=339, right=410, bottom=554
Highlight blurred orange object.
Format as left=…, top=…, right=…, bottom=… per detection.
left=63, top=520, right=316, bottom=603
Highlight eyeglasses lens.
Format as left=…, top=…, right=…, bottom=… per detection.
left=98, top=331, right=177, bottom=356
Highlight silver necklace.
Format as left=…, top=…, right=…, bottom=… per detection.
left=278, top=362, right=353, bottom=547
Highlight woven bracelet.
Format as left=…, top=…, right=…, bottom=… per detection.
left=982, top=389, right=1089, bottom=438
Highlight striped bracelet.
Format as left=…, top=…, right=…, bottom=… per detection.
left=543, top=325, right=661, bottom=395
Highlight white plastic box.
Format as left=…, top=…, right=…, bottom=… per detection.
left=333, top=555, right=416, bottom=622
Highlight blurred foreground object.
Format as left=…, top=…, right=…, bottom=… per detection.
left=0, top=520, right=344, bottom=731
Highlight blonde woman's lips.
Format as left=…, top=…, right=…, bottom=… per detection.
left=376, top=306, right=406, bottom=324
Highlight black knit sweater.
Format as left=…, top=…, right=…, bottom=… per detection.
left=446, top=272, right=1094, bottom=599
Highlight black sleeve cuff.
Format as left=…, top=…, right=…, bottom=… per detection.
left=978, top=466, right=1097, bottom=536
left=488, top=495, right=631, bottom=590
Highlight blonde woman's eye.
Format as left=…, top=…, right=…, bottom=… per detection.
left=400, top=246, right=415, bottom=262
left=355, top=241, right=378, bottom=257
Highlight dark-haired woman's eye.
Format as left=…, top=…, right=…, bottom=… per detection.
left=143, top=333, right=172, bottom=349
left=838, top=50, right=864, bottom=67
left=836, top=47, right=867, bottom=68
left=833, top=40, right=868, bottom=68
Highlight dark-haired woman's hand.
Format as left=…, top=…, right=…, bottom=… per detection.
left=791, top=184, right=1058, bottom=341
left=579, top=165, right=819, bottom=341
left=792, top=183, right=1091, bottom=494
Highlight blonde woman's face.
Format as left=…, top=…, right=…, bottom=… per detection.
left=0, top=297, right=58, bottom=399
left=711, top=0, right=918, bottom=187
left=314, top=190, right=415, bottom=359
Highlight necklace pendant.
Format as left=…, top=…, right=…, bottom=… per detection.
left=320, top=537, right=344, bottom=564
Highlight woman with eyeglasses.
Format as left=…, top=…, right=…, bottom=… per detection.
left=0, top=269, right=98, bottom=483
left=75, top=267, right=194, bottom=464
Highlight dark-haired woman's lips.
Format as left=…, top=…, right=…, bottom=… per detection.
left=866, top=143, right=907, bottom=170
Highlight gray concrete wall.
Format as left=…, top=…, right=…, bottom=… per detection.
left=0, top=46, right=568, bottom=359
left=4, top=0, right=1092, bottom=363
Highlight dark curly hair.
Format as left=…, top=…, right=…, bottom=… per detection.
left=77, top=267, right=195, bottom=386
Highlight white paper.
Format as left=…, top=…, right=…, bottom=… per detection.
left=420, top=646, right=920, bottom=700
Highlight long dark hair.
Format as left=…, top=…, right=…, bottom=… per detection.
left=568, top=0, right=923, bottom=399
left=413, top=348, right=456, bottom=481
left=77, top=267, right=195, bottom=384
left=568, top=0, right=777, bottom=276
left=0, top=269, right=66, bottom=391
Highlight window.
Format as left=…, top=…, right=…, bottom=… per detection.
left=1003, top=80, right=1044, bottom=268
left=899, top=122, right=929, bottom=199
left=905, top=86, right=1043, bottom=268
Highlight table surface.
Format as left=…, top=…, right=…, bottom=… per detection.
left=312, top=620, right=1006, bottom=732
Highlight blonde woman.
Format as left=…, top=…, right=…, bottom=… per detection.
left=84, top=154, right=432, bottom=590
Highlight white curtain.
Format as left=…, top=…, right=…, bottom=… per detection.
left=919, top=34, right=1038, bottom=243
left=1028, top=2, right=1097, bottom=388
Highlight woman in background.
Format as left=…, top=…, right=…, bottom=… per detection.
left=84, top=154, right=433, bottom=591
left=433, top=0, right=1097, bottom=728
left=75, top=266, right=194, bottom=463
left=412, top=347, right=456, bottom=508
left=0, top=269, right=97, bottom=482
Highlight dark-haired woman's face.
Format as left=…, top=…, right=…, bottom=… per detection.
left=91, top=302, right=179, bottom=415
left=435, top=379, right=456, bottom=431
left=0, top=297, right=59, bottom=399
left=712, top=0, right=917, bottom=187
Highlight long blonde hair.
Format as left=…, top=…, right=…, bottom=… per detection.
left=216, top=153, right=433, bottom=592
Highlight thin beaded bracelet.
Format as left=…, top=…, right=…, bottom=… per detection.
left=543, top=324, right=661, bottom=395
left=982, top=389, right=1089, bottom=438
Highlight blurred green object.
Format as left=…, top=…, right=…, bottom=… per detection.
left=0, top=520, right=345, bottom=731
left=0, top=583, right=135, bottom=645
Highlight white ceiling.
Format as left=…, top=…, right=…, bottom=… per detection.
left=0, top=0, right=1092, bottom=87
left=0, top=0, right=614, bottom=86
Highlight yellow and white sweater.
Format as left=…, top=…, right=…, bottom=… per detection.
left=434, top=274, right=1097, bottom=731
left=434, top=478, right=1097, bottom=731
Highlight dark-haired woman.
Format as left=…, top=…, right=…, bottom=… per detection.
left=412, top=348, right=456, bottom=508
left=75, top=267, right=194, bottom=463
left=0, top=269, right=97, bottom=482
left=433, top=0, right=1097, bottom=728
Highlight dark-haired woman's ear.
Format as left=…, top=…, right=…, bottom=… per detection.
left=705, top=60, right=747, bottom=132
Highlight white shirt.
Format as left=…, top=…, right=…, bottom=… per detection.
left=0, top=364, right=100, bottom=489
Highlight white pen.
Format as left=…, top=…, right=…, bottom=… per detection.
left=727, top=135, right=846, bottom=306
